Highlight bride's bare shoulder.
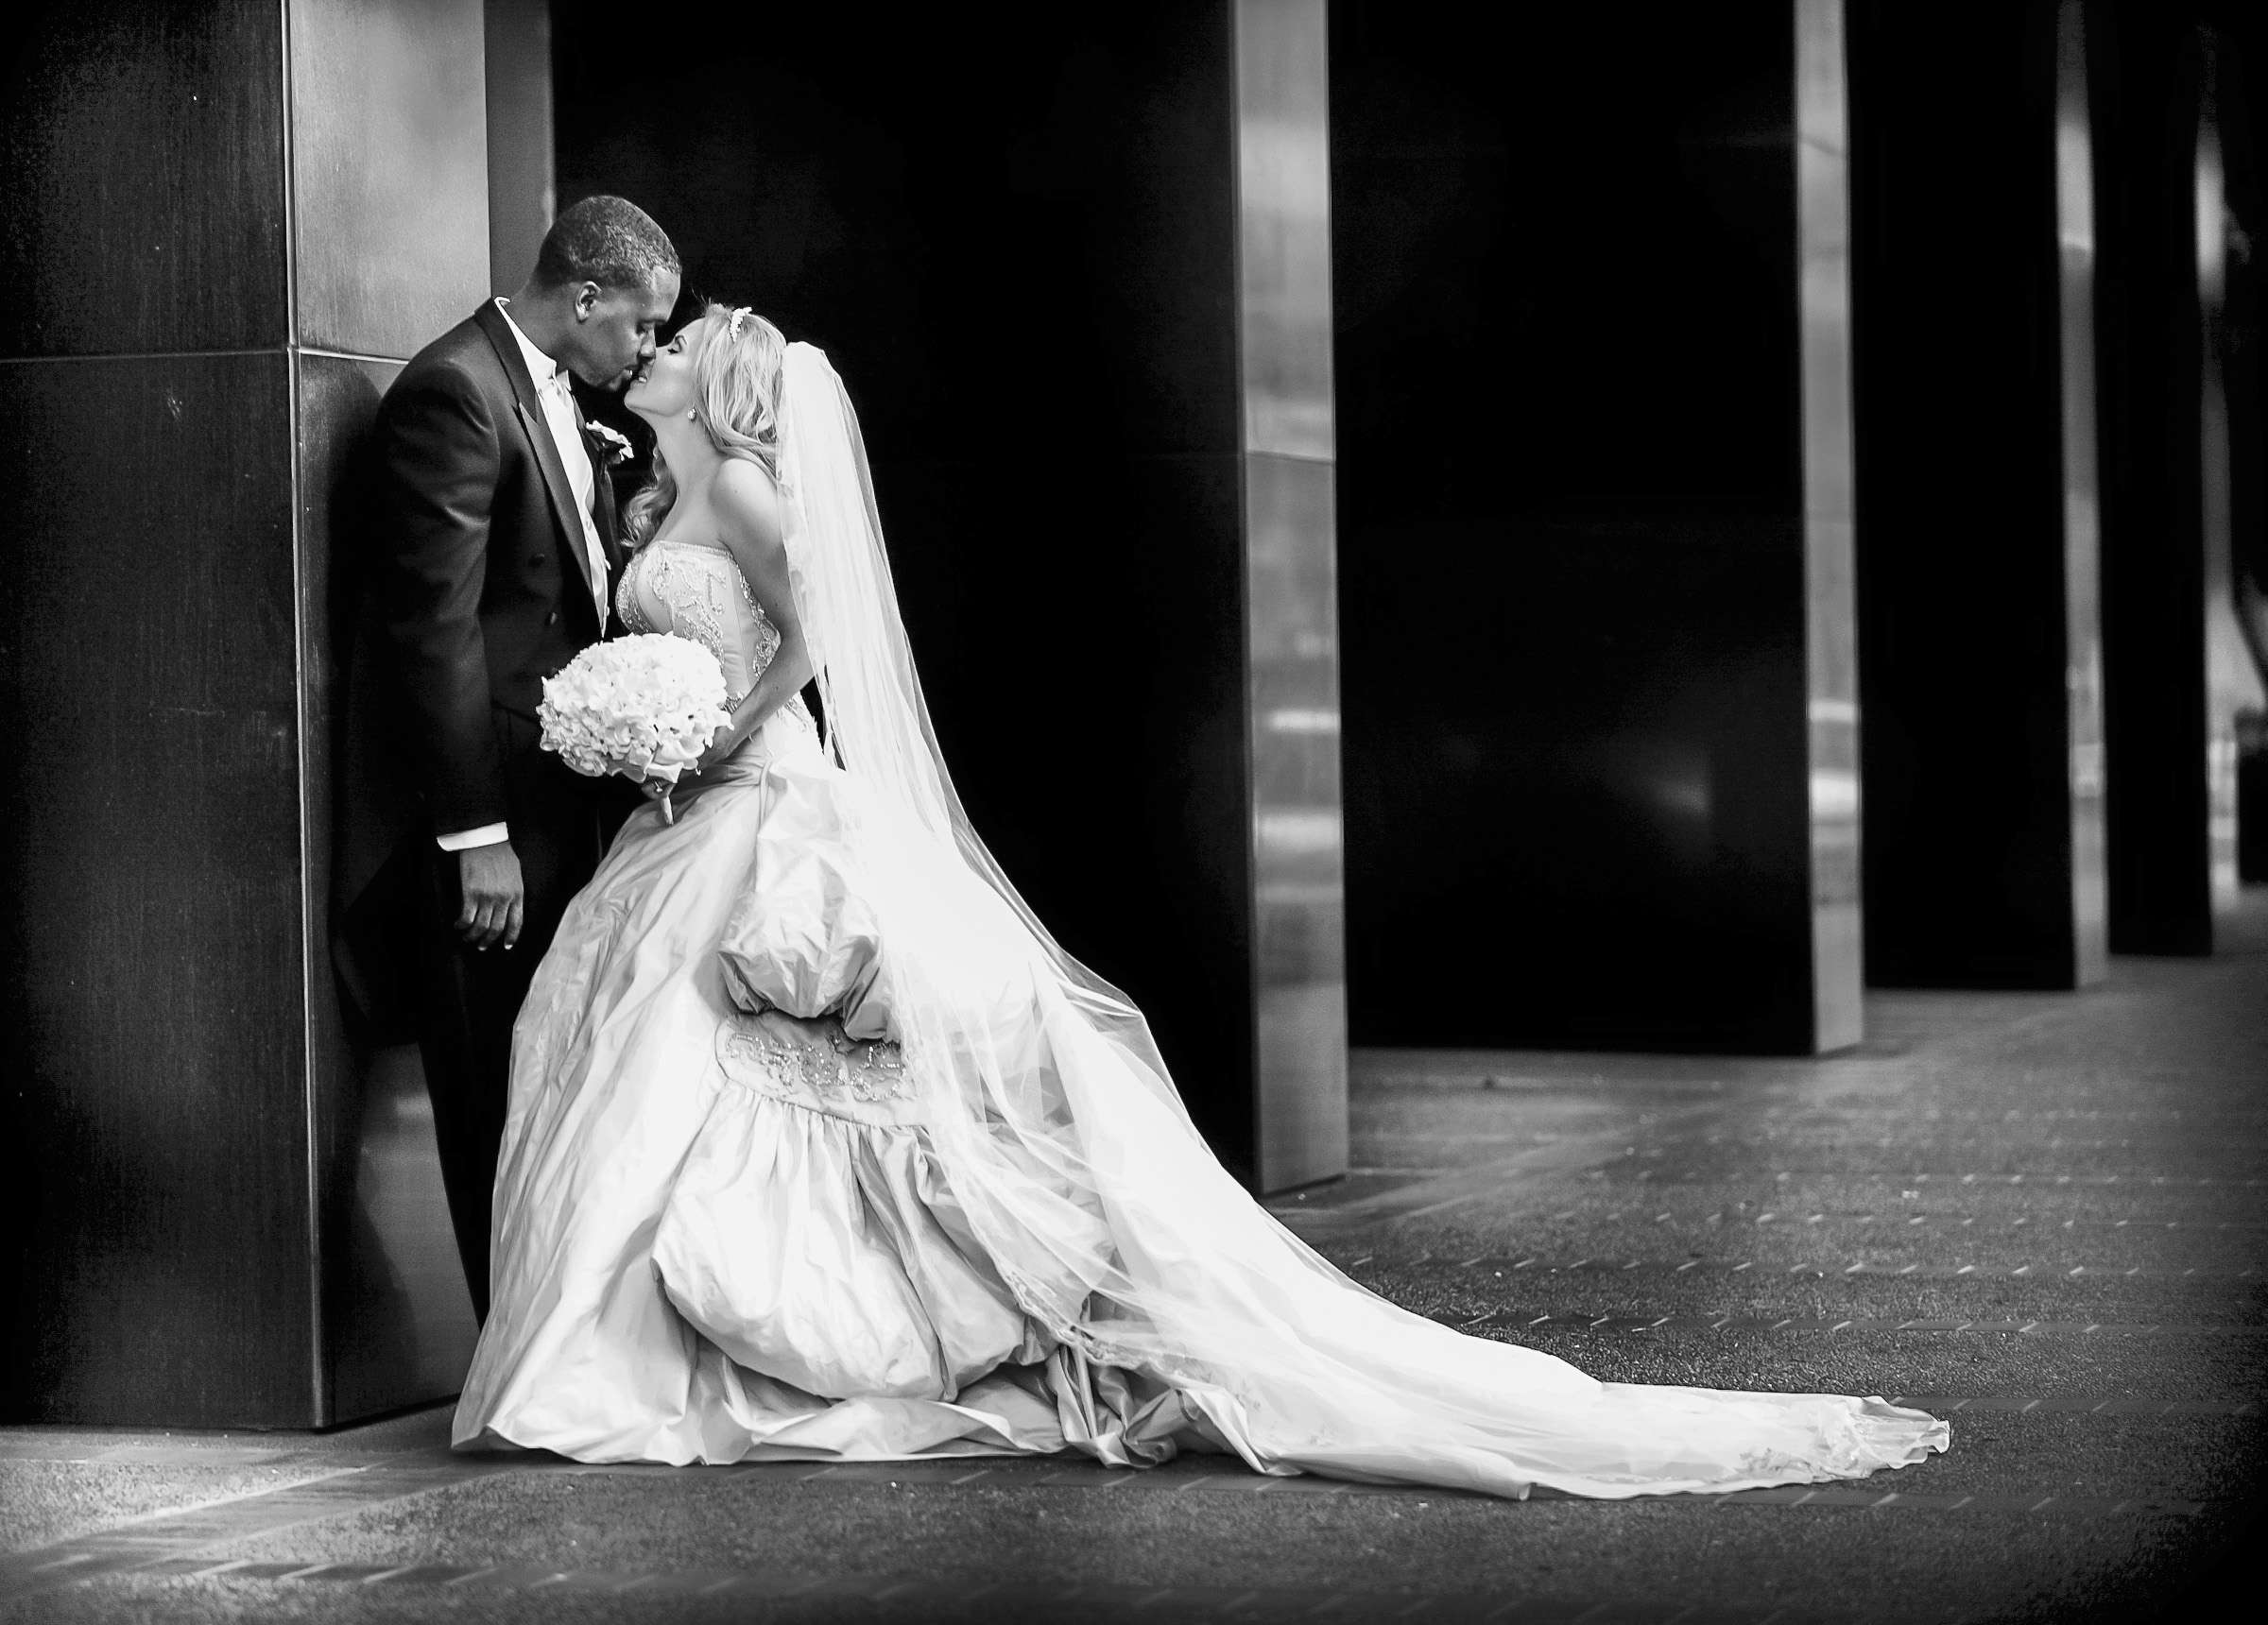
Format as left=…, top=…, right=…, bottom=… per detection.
left=713, top=456, right=782, bottom=553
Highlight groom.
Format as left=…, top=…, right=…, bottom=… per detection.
left=340, top=195, right=680, bottom=1321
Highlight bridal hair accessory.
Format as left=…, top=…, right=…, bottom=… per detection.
left=537, top=633, right=731, bottom=826
left=727, top=307, right=749, bottom=339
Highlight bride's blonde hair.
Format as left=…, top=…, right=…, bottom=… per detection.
left=622, top=302, right=788, bottom=547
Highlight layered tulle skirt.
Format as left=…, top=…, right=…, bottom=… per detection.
left=453, top=705, right=1948, bottom=1494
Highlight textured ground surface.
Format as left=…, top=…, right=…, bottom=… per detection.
left=5, top=901, right=2264, bottom=1623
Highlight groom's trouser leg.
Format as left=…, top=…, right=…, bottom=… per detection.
left=415, top=898, right=521, bottom=1326
left=417, top=729, right=604, bottom=1322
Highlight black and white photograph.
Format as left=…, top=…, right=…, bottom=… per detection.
left=2, top=1, right=2264, bottom=1620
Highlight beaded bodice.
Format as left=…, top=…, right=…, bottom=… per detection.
left=616, top=537, right=785, bottom=710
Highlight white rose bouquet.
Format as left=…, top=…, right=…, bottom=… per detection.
left=539, top=633, right=733, bottom=824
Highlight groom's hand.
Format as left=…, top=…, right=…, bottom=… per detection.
left=456, top=842, right=525, bottom=951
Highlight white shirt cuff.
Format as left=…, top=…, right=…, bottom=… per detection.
left=436, top=822, right=510, bottom=852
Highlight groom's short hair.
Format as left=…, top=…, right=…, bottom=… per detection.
left=532, top=196, right=680, bottom=294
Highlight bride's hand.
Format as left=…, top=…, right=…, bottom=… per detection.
left=695, top=732, right=737, bottom=776
left=659, top=730, right=736, bottom=813
left=687, top=720, right=743, bottom=779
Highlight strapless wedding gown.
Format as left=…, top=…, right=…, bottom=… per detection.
left=453, top=534, right=1949, bottom=1495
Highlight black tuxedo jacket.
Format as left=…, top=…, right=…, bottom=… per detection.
left=335, top=301, right=623, bottom=1023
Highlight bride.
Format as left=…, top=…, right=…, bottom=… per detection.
left=453, top=304, right=1948, bottom=1497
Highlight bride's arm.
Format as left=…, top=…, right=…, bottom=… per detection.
left=696, top=456, right=814, bottom=770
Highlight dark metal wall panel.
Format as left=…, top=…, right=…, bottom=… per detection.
left=3, top=0, right=502, bottom=1428
left=284, top=0, right=494, bottom=1421
left=1332, top=1, right=1846, bottom=1052
left=2090, top=5, right=2264, bottom=955
left=485, top=0, right=558, bottom=297
left=0, top=0, right=317, bottom=1428
left=0, top=352, right=313, bottom=1426
left=2096, top=8, right=2207, bottom=953
left=322, top=1043, right=480, bottom=1420
left=284, top=0, right=495, bottom=1423
left=0, top=1, right=287, bottom=358
left=1847, top=0, right=2108, bottom=989
left=296, top=353, right=479, bottom=1422
left=286, top=0, right=490, bottom=358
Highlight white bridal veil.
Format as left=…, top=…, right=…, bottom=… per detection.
left=771, top=342, right=1947, bottom=1498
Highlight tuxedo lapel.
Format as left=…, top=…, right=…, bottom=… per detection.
left=587, top=438, right=626, bottom=637
left=472, top=301, right=598, bottom=612
left=572, top=396, right=625, bottom=568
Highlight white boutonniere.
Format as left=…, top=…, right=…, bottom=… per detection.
left=586, top=420, right=635, bottom=466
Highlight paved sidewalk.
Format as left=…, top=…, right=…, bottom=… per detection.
left=6, top=900, right=2264, bottom=1622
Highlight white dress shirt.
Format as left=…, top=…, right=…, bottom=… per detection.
left=437, top=299, right=612, bottom=853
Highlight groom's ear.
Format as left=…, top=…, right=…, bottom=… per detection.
left=571, top=282, right=604, bottom=321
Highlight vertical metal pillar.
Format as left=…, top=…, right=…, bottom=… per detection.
left=289, top=0, right=493, bottom=1428
left=2097, top=13, right=2266, bottom=954
left=2057, top=0, right=2111, bottom=986
left=485, top=0, right=557, bottom=299
left=2193, top=39, right=2268, bottom=922
left=0, top=0, right=496, bottom=1427
left=1843, top=0, right=2107, bottom=988
left=1797, top=0, right=1864, bottom=1050
left=1233, top=0, right=1349, bottom=1191
left=1332, top=0, right=1864, bottom=1053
